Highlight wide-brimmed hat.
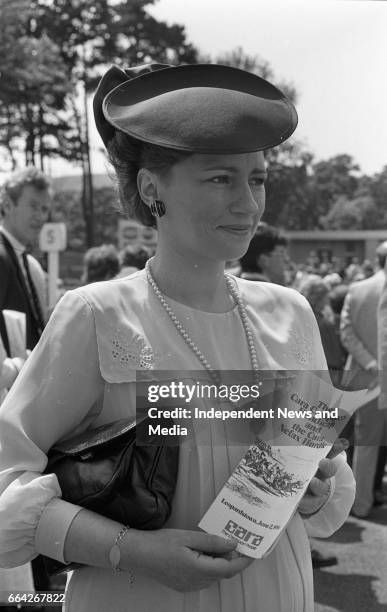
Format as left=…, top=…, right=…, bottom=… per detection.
left=93, top=63, right=298, bottom=153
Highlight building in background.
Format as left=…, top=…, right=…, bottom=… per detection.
left=286, top=230, right=387, bottom=267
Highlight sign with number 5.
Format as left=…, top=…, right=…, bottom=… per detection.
left=39, top=223, right=67, bottom=252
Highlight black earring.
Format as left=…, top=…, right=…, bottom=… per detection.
left=150, top=199, right=166, bottom=218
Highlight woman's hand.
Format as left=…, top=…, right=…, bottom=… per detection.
left=298, top=438, right=349, bottom=517
left=125, top=528, right=254, bottom=592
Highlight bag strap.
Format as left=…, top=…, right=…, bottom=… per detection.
left=51, top=418, right=139, bottom=455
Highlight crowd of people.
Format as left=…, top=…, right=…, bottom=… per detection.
left=237, top=222, right=387, bottom=568
left=0, top=61, right=385, bottom=612
left=80, top=243, right=151, bottom=285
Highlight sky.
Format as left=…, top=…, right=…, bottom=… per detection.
left=48, top=0, right=387, bottom=178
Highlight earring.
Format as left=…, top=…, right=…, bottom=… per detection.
left=150, top=199, right=166, bottom=218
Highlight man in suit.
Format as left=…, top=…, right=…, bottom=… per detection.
left=340, top=241, right=387, bottom=517
left=0, top=167, right=51, bottom=349
left=0, top=167, right=51, bottom=603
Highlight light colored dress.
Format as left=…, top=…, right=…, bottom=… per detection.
left=0, top=271, right=355, bottom=612
left=0, top=309, right=34, bottom=598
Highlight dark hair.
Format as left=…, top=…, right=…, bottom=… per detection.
left=83, top=244, right=120, bottom=284
left=240, top=223, right=288, bottom=273
left=107, top=131, right=192, bottom=228
left=329, top=284, right=348, bottom=315
left=120, top=245, right=150, bottom=270
left=0, top=167, right=51, bottom=216
left=298, top=275, right=329, bottom=315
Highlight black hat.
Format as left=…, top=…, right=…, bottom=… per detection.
left=93, top=63, right=298, bottom=154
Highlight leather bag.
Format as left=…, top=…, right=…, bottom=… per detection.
left=42, top=416, right=179, bottom=575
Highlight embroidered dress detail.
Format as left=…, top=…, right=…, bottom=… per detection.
left=139, top=345, right=155, bottom=370
left=288, top=327, right=312, bottom=365
left=111, top=333, right=155, bottom=370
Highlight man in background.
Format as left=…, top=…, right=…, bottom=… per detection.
left=239, top=222, right=289, bottom=285
left=0, top=167, right=50, bottom=349
left=0, top=167, right=51, bottom=600
left=340, top=241, right=387, bottom=518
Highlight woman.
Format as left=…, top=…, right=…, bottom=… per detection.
left=0, top=64, right=354, bottom=612
left=298, top=275, right=347, bottom=387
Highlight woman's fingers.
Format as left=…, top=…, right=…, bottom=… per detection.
left=191, top=548, right=254, bottom=579
left=314, top=457, right=338, bottom=482
left=187, top=532, right=237, bottom=556
left=307, top=475, right=331, bottom=498
left=186, top=532, right=254, bottom=580
left=313, top=437, right=348, bottom=482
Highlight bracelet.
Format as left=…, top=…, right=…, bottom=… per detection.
left=109, top=525, right=135, bottom=585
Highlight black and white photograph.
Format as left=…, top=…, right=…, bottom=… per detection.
left=0, top=0, right=386, bottom=610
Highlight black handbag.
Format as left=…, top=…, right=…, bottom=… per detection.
left=41, top=416, right=179, bottom=575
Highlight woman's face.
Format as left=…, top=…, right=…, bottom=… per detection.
left=154, top=151, right=266, bottom=263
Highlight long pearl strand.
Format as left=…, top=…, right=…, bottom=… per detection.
left=145, top=259, right=260, bottom=386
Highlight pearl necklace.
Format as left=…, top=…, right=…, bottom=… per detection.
left=145, top=259, right=260, bottom=386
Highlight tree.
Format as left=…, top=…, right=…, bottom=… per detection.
left=34, top=0, right=198, bottom=248
left=0, top=0, right=72, bottom=170
left=367, top=165, right=387, bottom=227
left=320, top=193, right=378, bottom=230
left=214, top=47, right=316, bottom=229
left=264, top=152, right=314, bottom=229
left=308, top=154, right=360, bottom=226
left=52, top=184, right=120, bottom=251
left=211, top=49, right=386, bottom=231
left=0, top=0, right=199, bottom=247
left=215, top=46, right=297, bottom=102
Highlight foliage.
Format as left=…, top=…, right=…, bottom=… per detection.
left=367, top=165, right=387, bottom=227
left=214, top=47, right=314, bottom=228
left=1, top=20, right=386, bottom=240
left=264, top=151, right=313, bottom=229
left=320, top=194, right=378, bottom=230
left=216, top=46, right=297, bottom=103
left=0, top=0, right=71, bottom=168
left=32, top=0, right=198, bottom=76
left=210, top=49, right=386, bottom=232
left=0, top=0, right=198, bottom=168
left=0, top=0, right=198, bottom=248
left=52, top=184, right=122, bottom=250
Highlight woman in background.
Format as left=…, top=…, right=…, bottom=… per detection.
left=299, top=275, right=347, bottom=387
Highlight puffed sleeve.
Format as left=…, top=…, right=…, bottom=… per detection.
left=0, top=290, right=105, bottom=568
left=303, top=451, right=355, bottom=537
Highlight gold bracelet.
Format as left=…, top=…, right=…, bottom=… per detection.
left=109, top=525, right=135, bottom=585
